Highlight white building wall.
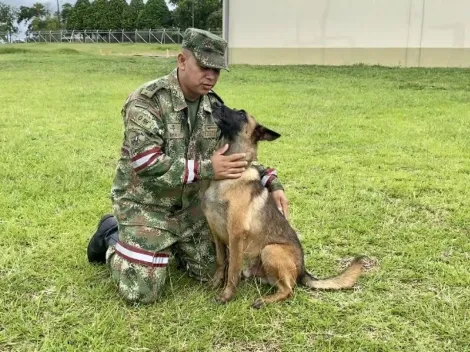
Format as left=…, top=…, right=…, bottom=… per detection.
left=225, top=0, right=470, bottom=67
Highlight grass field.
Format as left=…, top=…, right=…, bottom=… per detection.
left=1, top=43, right=470, bottom=351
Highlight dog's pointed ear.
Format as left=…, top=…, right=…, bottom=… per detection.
left=212, top=101, right=223, bottom=114
left=254, top=124, right=281, bottom=142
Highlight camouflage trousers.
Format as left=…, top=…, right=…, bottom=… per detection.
left=105, top=216, right=216, bottom=303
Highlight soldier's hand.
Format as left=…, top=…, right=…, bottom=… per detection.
left=272, top=190, right=289, bottom=221
left=211, top=144, right=248, bottom=180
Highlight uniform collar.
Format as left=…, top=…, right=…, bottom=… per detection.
left=168, top=69, right=187, bottom=111
left=201, top=94, right=212, bottom=113
left=169, top=68, right=212, bottom=113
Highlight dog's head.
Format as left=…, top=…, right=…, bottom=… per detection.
left=213, top=103, right=280, bottom=162
left=214, top=103, right=281, bottom=144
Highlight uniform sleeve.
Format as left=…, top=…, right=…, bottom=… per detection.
left=251, top=160, right=284, bottom=192
left=124, top=100, right=213, bottom=186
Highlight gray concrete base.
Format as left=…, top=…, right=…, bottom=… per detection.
left=228, top=48, right=470, bottom=68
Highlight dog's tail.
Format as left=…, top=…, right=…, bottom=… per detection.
left=300, top=256, right=365, bottom=290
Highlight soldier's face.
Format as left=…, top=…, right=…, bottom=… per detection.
left=178, top=51, right=220, bottom=98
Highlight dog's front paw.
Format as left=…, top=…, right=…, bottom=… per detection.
left=214, top=295, right=228, bottom=304
left=211, top=271, right=225, bottom=289
left=215, top=289, right=235, bottom=304
left=251, top=298, right=265, bottom=309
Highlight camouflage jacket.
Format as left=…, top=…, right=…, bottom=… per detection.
left=111, top=68, right=283, bottom=231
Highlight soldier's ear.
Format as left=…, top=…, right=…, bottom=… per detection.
left=254, top=124, right=281, bottom=142
left=177, top=52, right=186, bottom=70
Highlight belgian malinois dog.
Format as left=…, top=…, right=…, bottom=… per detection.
left=201, top=105, right=365, bottom=308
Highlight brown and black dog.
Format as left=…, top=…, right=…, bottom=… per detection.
left=201, top=104, right=366, bottom=308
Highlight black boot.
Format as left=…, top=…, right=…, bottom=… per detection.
left=87, top=214, right=119, bottom=264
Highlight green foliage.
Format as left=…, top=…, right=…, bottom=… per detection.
left=17, top=6, right=34, bottom=24
left=89, top=0, right=109, bottom=30
left=0, top=1, right=17, bottom=33
left=206, top=7, right=221, bottom=30
left=108, top=0, right=128, bottom=30
left=17, top=2, right=48, bottom=23
left=14, top=0, right=220, bottom=31
left=121, top=0, right=144, bottom=30
left=67, top=0, right=91, bottom=30
left=17, top=3, right=48, bottom=25
left=136, top=0, right=172, bottom=29
left=174, top=0, right=221, bottom=30
left=30, top=16, right=61, bottom=31
left=17, top=2, right=54, bottom=32
left=60, top=3, right=73, bottom=26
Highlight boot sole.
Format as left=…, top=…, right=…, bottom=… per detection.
left=87, top=214, right=115, bottom=264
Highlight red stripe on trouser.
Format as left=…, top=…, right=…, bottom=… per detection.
left=115, top=251, right=168, bottom=267
left=115, top=241, right=169, bottom=267
left=117, top=241, right=169, bottom=257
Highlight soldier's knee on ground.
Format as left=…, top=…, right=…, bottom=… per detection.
left=106, top=247, right=168, bottom=304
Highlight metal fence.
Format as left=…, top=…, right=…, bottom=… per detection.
left=22, top=29, right=222, bottom=44
left=0, top=31, right=11, bottom=43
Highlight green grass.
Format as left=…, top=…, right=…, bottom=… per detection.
left=1, top=43, right=470, bottom=351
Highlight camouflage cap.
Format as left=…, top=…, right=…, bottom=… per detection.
left=182, top=28, right=229, bottom=71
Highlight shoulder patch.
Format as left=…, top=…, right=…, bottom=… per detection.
left=127, top=129, right=147, bottom=149
left=141, top=78, right=169, bottom=98
left=134, top=100, right=149, bottom=110
left=129, top=109, right=159, bottom=132
left=133, top=97, right=162, bottom=120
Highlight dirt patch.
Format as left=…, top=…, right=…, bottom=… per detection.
left=98, top=48, right=178, bottom=58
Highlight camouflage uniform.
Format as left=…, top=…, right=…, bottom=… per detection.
left=106, top=28, right=284, bottom=303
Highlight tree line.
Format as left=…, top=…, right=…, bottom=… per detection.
left=0, top=0, right=222, bottom=34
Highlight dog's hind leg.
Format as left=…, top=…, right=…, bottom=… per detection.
left=252, top=244, right=298, bottom=308
left=243, top=258, right=268, bottom=284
